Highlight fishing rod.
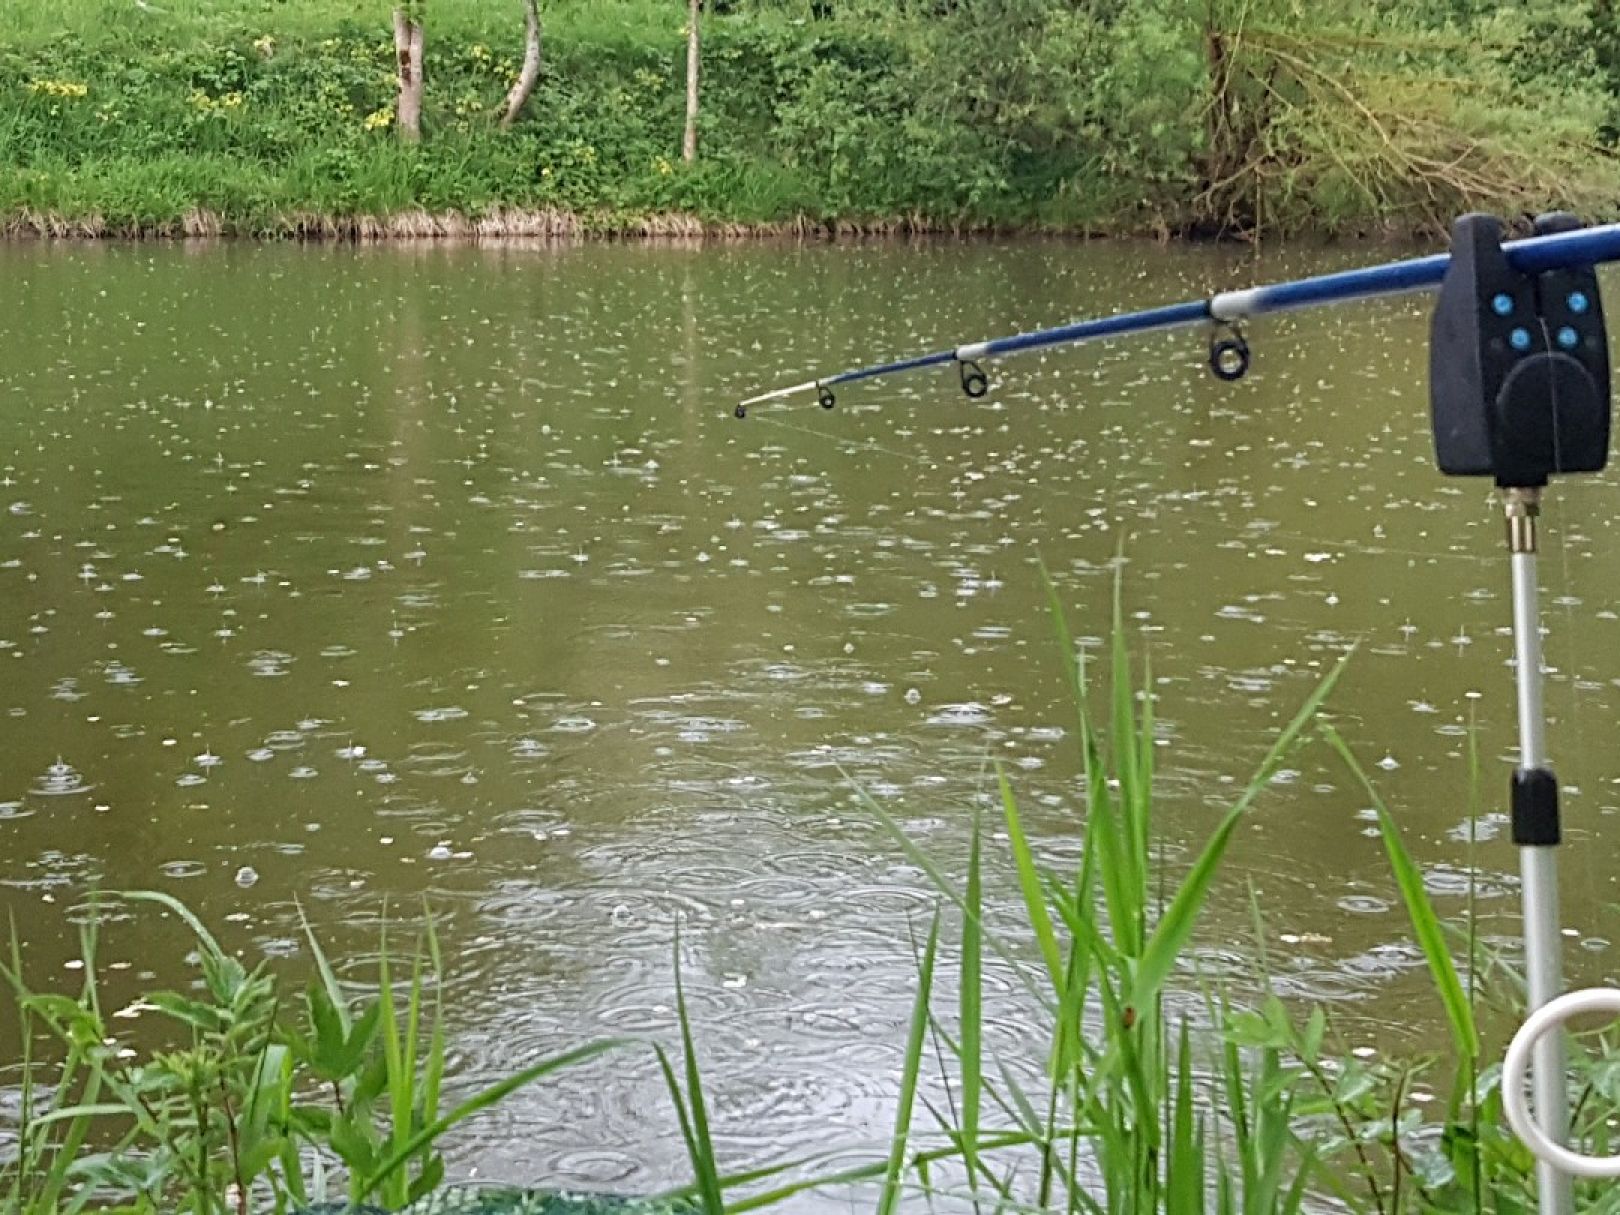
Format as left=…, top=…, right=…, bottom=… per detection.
left=734, top=217, right=1620, bottom=417
left=744, top=211, right=1619, bottom=1215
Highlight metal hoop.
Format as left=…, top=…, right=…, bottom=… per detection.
left=1503, top=987, right=1620, bottom=1179
left=1209, top=329, right=1251, bottom=382
left=958, top=359, right=989, bottom=399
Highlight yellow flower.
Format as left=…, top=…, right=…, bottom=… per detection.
left=654, top=156, right=673, bottom=176
left=363, top=106, right=394, bottom=131
left=186, top=89, right=243, bottom=114
left=252, top=34, right=276, bottom=57
left=470, top=43, right=491, bottom=60
left=27, top=79, right=89, bottom=98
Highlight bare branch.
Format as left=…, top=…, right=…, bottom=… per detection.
left=500, top=0, right=543, bottom=130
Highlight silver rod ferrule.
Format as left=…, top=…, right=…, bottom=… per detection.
left=1512, top=550, right=1547, bottom=770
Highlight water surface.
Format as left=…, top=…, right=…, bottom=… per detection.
left=3, top=238, right=1620, bottom=1199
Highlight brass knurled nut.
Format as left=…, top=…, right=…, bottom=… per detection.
left=1503, top=485, right=1542, bottom=555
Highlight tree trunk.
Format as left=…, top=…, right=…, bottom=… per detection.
left=682, top=0, right=700, bottom=162
left=500, top=0, right=543, bottom=129
left=393, top=7, right=425, bottom=144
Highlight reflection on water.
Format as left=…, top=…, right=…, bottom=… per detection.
left=2, top=239, right=1620, bottom=1200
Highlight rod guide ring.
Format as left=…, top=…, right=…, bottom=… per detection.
left=958, top=360, right=989, bottom=399
left=1209, top=326, right=1251, bottom=382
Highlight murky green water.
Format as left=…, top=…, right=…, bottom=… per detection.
left=3, top=238, right=1620, bottom=1198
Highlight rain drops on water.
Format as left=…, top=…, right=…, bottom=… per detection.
left=32, top=758, right=91, bottom=797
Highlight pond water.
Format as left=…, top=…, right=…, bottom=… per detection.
left=3, top=238, right=1620, bottom=1202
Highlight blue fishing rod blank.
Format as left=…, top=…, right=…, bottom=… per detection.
left=736, top=219, right=1620, bottom=416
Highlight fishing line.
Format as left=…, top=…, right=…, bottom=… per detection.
left=748, top=406, right=1003, bottom=484
left=746, top=409, right=932, bottom=470
left=1536, top=485, right=1605, bottom=950
left=1527, top=309, right=1606, bottom=949
left=1222, top=526, right=1505, bottom=567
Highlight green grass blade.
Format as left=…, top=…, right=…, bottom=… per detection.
left=376, top=913, right=407, bottom=1207
left=1127, top=651, right=1350, bottom=1016
left=402, top=942, right=424, bottom=1146
left=656, top=1046, right=710, bottom=1209
left=1126, top=798, right=1245, bottom=1018
left=1280, top=1144, right=1315, bottom=1215
left=858, top=780, right=1055, bottom=1016
left=879, top=910, right=939, bottom=1215
left=999, top=766, right=1065, bottom=998
left=1110, top=562, right=1145, bottom=918
left=1166, top=1020, right=1201, bottom=1215
left=363, top=1038, right=632, bottom=1193
left=1087, top=769, right=1137, bottom=963
left=1322, top=724, right=1480, bottom=1058
left=422, top=905, right=446, bottom=1132
left=1038, top=558, right=1090, bottom=737
left=7, top=916, right=33, bottom=1209
left=1138, top=645, right=1156, bottom=831
left=722, top=1128, right=1078, bottom=1215
left=675, top=930, right=725, bottom=1215
left=960, top=804, right=984, bottom=1184
left=120, top=890, right=225, bottom=961
left=24, top=1102, right=130, bottom=1129
left=33, top=1044, right=102, bottom=1215
left=297, top=897, right=350, bottom=1036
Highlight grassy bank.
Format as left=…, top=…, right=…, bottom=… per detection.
left=4, top=0, right=1620, bottom=238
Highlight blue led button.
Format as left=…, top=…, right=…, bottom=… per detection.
left=1492, top=293, right=1515, bottom=317
left=1510, top=327, right=1532, bottom=351
left=1568, top=291, right=1590, bottom=315
left=1557, top=326, right=1580, bottom=350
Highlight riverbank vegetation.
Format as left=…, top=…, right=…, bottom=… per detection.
left=5, top=586, right=1617, bottom=1212
left=3, top=0, right=1620, bottom=237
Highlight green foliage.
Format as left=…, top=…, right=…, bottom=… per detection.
left=1, top=0, right=1618, bottom=232
left=0, top=894, right=631, bottom=1215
